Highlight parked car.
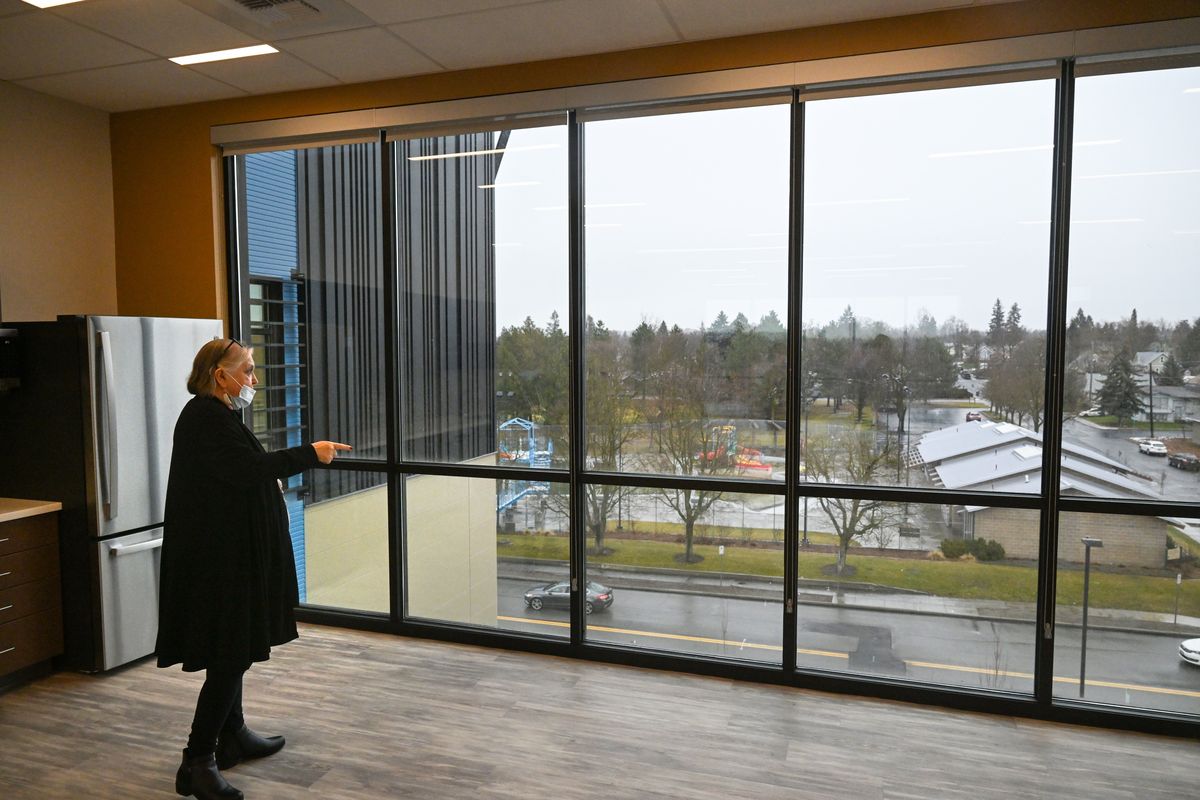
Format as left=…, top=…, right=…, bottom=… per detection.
left=1168, top=452, right=1200, bottom=471
left=524, top=580, right=614, bottom=614
left=1079, top=406, right=1104, bottom=417
left=965, top=411, right=984, bottom=422
left=959, top=371, right=973, bottom=380
left=1181, top=638, right=1200, bottom=667
left=1138, top=439, right=1168, bottom=456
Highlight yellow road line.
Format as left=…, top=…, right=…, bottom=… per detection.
left=497, top=615, right=845, bottom=658
left=498, top=616, right=1200, bottom=698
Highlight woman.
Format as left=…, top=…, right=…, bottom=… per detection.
left=157, top=338, right=350, bottom=800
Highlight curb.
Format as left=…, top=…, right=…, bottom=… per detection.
left=498, top=558, right=1200, bottom=638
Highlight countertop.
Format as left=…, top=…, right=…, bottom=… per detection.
left=0, top=498, right=63, bottom=524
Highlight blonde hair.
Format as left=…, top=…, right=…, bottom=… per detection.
left=187, top=338, right=253, bottom=396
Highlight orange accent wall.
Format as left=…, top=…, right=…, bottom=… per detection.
left=109, top=0, right=1200, bottom=319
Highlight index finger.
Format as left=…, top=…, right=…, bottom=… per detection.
left=332, top=442, right=353, bottom=450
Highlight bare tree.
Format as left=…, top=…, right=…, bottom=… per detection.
left=651, top=330, right=724, bottom=564
left=582, top=325, right=639, bottom=554
left=805, top=430, right=896, bottom=575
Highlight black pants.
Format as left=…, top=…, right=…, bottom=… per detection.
left=186, top=668, right=247, bottom=757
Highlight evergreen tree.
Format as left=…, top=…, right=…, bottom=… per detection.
left=629, top=321, right=657, bottom=399
left=1005, top=303, right=1024, bottom=349
left=732, top=312, right=750, bottom=332
left=915, top=310, right=938, bottom=338
left=757, top=310, right=785, bottom=335
left=710, top=310, right=730, bottom=334
left=1067, top=307, right=1094, bottom=359
left=987, top=299, right=1005, bottom=346
left=1179, top=317, right=1200, bottom=366
left=837, top=305, right=857, bottom=337
left=1096, top=349, right=1145, bottom=427
left=1158, top=353, right=1185, bottom=386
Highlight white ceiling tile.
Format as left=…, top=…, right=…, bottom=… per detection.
left=390, top=0, right=680, bottom=70
left=661, top=0, right=1007, bottom=41
left=344, top=0, right=541, bottom=26
left=187, top=49, right=340, bottom=94
left=0, top=9, right=153, bottom=80
left=178, top=0, right=373, bottom=40
left=15, top=59, right=245, bottom=112
left=277, top=27, right=442, bottom=83
left=53, top=0, right=258, bottom=58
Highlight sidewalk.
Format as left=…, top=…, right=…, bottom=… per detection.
left=499, top=557, right=1200, bottom=636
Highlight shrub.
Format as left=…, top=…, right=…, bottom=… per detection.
left=927, top=550, right=946, bottom=560
left=960, top=553, right=977, bottom=562
left=972, top=539, right=1006, bottom=562
left=940, top=539, right=968, bottom=559
left=941, top=537, right=1006, bottom=561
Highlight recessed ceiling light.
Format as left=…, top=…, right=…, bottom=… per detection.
left=22, top=1, right=87, bottom=8
left=170, top=44, right=278, bottom=66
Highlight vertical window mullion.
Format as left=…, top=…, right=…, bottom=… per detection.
left=1035, top=57, right=1076, bottom=703
left=782, top=89, right=804, bottom=672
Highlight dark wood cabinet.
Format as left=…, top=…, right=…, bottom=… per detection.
left=0, top=511, right=62, bottom=684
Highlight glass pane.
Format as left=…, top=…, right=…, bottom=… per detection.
left=802, top=81, right=1054, bottom=490
left=300, top=469, right=389, bottom=613
left=584, top=104, right=790, bottom=480
left=1053, top=511, right=1200, bottom=716
left=1061, top=66, right=1200, bottom=503
left=405, top=475, right=569, bottom=639
left=396, top=124, right=569, bottom=467
left=584, top=486, right=785, bottom=664
left=798, top=498, right=1037, bottom=693
left=297, top=144, right=386, bottom=460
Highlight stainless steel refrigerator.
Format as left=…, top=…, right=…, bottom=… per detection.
left=0, top=315, right=223, bottom=671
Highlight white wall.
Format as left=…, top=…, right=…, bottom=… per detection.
left=0, top=82, right=115, bottom=322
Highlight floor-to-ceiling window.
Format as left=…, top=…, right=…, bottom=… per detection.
left=581, top=101, right=790, bottom=661
left=392, top=122, right=572, bottom=636
left=1052, top=64, right=1200, bottom=715
left=799, top=77, right=1055, bottom=691
left=226, top=54, right=1200, bottom=733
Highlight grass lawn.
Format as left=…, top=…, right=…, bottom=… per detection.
left=597, top=518, right=845, bottom=547
left=498, top=533, right=1200, bottom=617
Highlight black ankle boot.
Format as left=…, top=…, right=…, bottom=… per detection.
left=216, top=724, right=285, bottom=770
left=175, top=750, right=243, bottom=799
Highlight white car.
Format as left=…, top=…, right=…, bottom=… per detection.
left=1181, top=638, right=1200, bottom=666
left=1138, top=439, right=1168, bottom=456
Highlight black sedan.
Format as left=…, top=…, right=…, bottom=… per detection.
left=524, top=581, right=614, bottom=614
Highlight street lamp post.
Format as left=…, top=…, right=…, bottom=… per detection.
left=1079, top=536, right=1103, bottom=697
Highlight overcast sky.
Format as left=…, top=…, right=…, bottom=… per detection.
left=493, top=66, right=1199, bottom=335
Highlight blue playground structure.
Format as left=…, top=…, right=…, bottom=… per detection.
left=496, top=417, right=554, bottom=512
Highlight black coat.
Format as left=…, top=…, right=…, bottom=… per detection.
left=156, top=394, right=319, bottom=672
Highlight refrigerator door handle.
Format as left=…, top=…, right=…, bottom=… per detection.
left=98, top=330, right=119, bottom=521
left=108, top=538, right=163, bottom=557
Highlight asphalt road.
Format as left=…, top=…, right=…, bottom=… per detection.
left=496, top=578, right=1200, bottom=715
left=1062, top=417, right=1200, bottom=502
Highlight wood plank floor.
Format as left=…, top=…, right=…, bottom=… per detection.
left=0, top=622, right=1195, bottom=798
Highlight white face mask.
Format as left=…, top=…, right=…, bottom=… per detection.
left=220, top=372, right=256, bottom=410
left=228, top=381, right=256, bottom=410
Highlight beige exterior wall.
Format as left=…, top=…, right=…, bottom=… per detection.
left=404, top=466, right=498, bottom=627
left=974, top=508, right=1171, bottom=568
left=304, top=483, right=389, bottom=612
left=0, top=82, right=116, bottom=322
